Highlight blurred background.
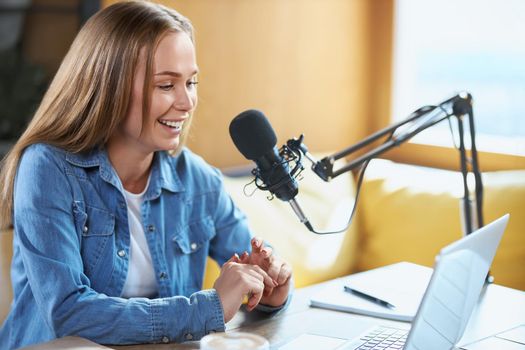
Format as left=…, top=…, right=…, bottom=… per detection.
left=1, top=0, right=524, bottom=170
left=1, top=0, right=525, bottom=309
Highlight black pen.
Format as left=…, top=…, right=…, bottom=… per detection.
left=344, top=286, right=396, bottom=309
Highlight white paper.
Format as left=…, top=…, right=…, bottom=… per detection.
left=310, top=262, right=432, bottom=322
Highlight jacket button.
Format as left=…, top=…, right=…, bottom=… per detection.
left=190, top=242, right=197, bottom=251
left=162, top=336, right=169, bottom=343
left=159, top=272, right=167, bottom=279
left=83, top=226, right=88, bottom=233
left=147, top=224, right=155, bottom=232
left=117, top=250, right=126, bottom=258
left=185, top=333, right=193, bottom=340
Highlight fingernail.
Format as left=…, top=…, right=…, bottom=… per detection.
left=273, top=279, right=278, bottom=286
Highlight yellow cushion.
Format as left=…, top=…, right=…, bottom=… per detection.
left=356, top=159, right=525, bottom=290
left=203, top=167, right=359, bottom=289
left=483, top=170, right=525, bottom=290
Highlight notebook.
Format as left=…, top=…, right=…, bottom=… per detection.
left=281, top=214, right=510, bottom=350
left=310, top=261, right=432, bottom=321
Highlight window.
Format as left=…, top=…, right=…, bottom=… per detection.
left=392, top=0, right=525, bottom=157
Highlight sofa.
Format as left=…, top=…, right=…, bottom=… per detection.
left=203, top=159, right=525, bottom=291
left=1, top=159, right=524, bottom=324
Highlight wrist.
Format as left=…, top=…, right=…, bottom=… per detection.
left=255, top=297, right=288, bottom=313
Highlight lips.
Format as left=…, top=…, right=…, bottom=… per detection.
left=158, top=117, right=188, bottom=132
left=158, top=119, right=183, bottom=130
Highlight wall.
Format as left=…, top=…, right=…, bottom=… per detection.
left=22, top=0, right=82, bottom=77
left=103, top=0, right=379, bottom=168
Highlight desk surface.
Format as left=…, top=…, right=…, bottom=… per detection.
left=23, top=278, right=525, bottom=350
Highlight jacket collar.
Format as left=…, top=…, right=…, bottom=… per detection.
left=65, top=148, right=184, bottom=198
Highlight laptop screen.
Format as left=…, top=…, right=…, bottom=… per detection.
left=405, top=214, right=508, bottom=350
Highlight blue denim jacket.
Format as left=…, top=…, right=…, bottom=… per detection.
left=0, top=144, right=266, bottom=349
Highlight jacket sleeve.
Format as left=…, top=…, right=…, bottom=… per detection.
left=206, top=170, right=293, bottom=313
left=207, top=170, right=253, bottom=267
left=13, top=145, right=224, bottom=345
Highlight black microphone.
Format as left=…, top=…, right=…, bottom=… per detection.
left=229, top=109, right=313, bottom=231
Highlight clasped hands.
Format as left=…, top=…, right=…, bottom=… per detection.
left=213, top=237, right=292, bottom=323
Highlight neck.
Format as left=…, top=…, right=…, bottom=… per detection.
left=106, top=141, right=154, bottom=194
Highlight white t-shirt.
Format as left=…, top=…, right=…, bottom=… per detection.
left=121, top=179, right=158, bottom=298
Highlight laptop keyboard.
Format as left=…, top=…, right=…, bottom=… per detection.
left=340, top=326, right=409, bottom=350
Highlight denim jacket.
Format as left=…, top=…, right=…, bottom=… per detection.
left=0, top=144, right=264, bottom=349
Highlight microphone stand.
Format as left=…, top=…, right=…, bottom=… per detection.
left=287, top=92, right=484, bottom=236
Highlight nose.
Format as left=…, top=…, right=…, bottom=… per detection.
left=174, top=86, right=196, bottom=111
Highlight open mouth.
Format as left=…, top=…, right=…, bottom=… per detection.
left=158, top=119, right=184, bottom=131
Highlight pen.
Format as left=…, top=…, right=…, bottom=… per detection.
left=344, top=286, right=396, bottom=309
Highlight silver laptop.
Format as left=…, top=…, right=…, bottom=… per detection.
left=282, top=214, right=510, bottom=350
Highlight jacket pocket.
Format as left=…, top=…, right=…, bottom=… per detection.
left=172, top=216, right=215, bottom=254
left=172, top=216, right=216, bottom=293
left=73, top=201, right=115, bottom=285
left=73, top=201, right=115, bottom=237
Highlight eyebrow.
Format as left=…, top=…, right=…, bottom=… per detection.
left=154, top=70, right=199, bottom=77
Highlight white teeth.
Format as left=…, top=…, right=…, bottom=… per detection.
left=159, top=120, right=183, bottom=130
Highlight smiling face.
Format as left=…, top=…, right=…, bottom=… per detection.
left=110, top=30, right=198, bottom=156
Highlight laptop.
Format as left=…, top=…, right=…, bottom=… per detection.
left=280, top=214, right=510, bottom=350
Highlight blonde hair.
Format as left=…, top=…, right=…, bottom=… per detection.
left=0, top=1, right=194, bottom=229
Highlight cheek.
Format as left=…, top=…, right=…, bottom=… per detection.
left=122, top=112, right=143, bottom=138
left=189, top=89, right=198, bottom=108
left=150, top=93, right=174, bottom=117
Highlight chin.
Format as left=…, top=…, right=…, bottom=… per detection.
left=160, top=141, right=181, bottom=153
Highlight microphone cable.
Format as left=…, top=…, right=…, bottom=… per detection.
left=304, top=157, right=371, bottom=235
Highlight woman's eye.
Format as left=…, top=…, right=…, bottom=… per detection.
left=187, top=80, right=199, bottom=88
left=158, top=84, right=174, bottom=91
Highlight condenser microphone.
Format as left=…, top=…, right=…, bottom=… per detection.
left=229, top=110, right=313, bottom=231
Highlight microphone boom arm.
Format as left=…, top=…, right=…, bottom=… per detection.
left=287, top=92, right=484, bottom=235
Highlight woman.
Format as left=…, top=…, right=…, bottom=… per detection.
left=0, top=2, right=292, bottom=349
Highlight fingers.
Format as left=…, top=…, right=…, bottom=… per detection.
left=226, top=253, right=241, bottom=264
left=251, top=236, right=263, bottom=253
left=227, top=254, right=274, bottom=285
left=241, top=248, right=272, bottom=264
left=263, top=258, right=292, bottom=286
left=277, top=261, right=293, bottom=285
left=243, top=265, right=269, bottom=311
left=221, top=251, right=292, bottom=313
left=265, top=255, right=281, bottom=282
left=249, top=238, right=274, bottom=270
left=223, top=260, right=276, bottom=311
left=250, top=264, right=277, bottom=290
left=239, top=243, right=284, bottom=286
left=214, top=260, right=270, bottom=322
left=261, top=246, right=273, bottom=259
left=236, top=249, right=276, bottom=297
left=240, top=251, right=250, bottom=264
left=244, top=264, right=277, bottom=310
left=246, top=286, right=262, bottom=311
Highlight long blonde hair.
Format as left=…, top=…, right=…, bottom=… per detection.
left=0, top=1, right=194, bottom=229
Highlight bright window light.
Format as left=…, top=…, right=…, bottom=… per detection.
left=392, top=0, right=525, bottom=156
